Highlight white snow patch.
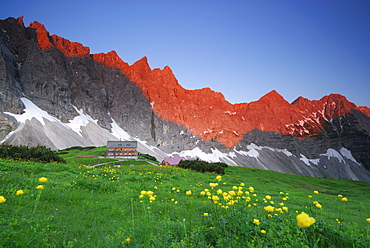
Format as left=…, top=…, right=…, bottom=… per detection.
left=4, top=97, right=60, bottom=125
left=224, top=110, right=236, bottom=115
left=321, top=149, right=345, bottom=163
left=279, top=149, right=293, bottom=157
left=110, top=118, right=132, bottom=140
left=173, top=147, right=235, bottom=164
left=66, top=106, right=98, bottom=136
left=339, top=147, right=360, bottom=165
left=300, top=154, right=310, bottom=166
left=309, top=158, right=320, bottom=165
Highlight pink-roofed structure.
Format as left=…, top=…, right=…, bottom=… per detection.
left=161, top=157, right=187, bottom=166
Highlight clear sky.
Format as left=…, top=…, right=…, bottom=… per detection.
left=1, top=0, right=369, bottom=107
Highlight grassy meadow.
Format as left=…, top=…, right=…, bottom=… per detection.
left=1, top=146, right=370, bottom=247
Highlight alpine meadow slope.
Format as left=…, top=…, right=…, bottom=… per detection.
left=0, top=17, right=369, bottom=182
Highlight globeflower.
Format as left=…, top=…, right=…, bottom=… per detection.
left=211, top=195, right=219, bottom=202
left=341, top=197, right=348, bottom=202
left=36, top=185, right=44, bottom=190
left=203, top=213, right=209, bottom=216
left=296, top=212, right=316, bottom=228
left=253, top=219, right=260, bottom=225
left=215, top=175, right=222, bottom=181
left=313, top=190, right=319, bottom=195
left=38, top=177, right=48, bottom=183
left=265, top=195, right=271, bottom=200
left=366, top=218, right=370, bottom=223
left=16, top=190, right=24, bottom=195
left=248, top=187, right=254, bottom=193
left=186, top=190, right=192, bottom=195
left=0, top=196, right=6, bottom=203
left=261, top=230, right=266, bottom=234
left=264, top=205, right=275, bottom=212
left=126, top=238, right=131, bottom=242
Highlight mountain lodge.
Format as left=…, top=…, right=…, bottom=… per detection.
left=106, top=141, right=137, bottom=158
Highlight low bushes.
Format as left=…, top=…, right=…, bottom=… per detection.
left=0, top=144, right=66, bottom=163
left=177, top=159, right=227, bottom=174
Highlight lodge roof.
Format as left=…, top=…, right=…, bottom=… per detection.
left=106, top=141, right=137, bottom=148
left=163, top=157, right=187, bottom=165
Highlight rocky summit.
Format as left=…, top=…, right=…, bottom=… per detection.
left=1, top=17, right=370, bottom=182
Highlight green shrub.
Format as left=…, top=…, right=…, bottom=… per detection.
left=177, top=159, right=227, bottom=174
left=0, top=144, right=66, bottom=163
left=138, top=152, right=158, bottom=162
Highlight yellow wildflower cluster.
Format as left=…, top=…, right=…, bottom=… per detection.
left=296, top=212, right=316, bottom=228
left=139, top=190, right=156, bottom=202
left=0, top=196, right=6, bottom=203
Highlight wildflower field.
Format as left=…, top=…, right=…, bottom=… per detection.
left=0, top=147, right=370, bottom=247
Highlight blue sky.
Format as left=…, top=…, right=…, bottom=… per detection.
left=1, top=0, right=369, bottom=107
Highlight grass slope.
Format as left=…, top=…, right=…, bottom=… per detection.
left=0, top=147, right=369, bottom=247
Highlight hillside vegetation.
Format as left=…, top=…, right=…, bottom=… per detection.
left=0, top=147, right=369, bottom=247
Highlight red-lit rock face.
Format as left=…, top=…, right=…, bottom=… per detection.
left=29, top=21, right=370, bottom=148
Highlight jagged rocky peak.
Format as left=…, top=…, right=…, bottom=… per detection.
left=258, top=90, right=288, bottom=104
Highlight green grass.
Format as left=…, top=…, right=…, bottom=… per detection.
left=0, top=148, right=369, bottom=247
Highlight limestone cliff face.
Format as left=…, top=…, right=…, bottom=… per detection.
left=0, top=17, right=369, bottom=181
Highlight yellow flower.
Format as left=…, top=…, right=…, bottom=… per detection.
left=215, top=175, right=222, bottom=181
left=212, top=195, right=219, bottom=201
left=338, top=194, right=343, bottom=197
left=240, top=183, right=245, bottom=187
left=38, top=177, right=48, bottom=183
left=186, top=190, right=192, bottom=195
left=217, top=189, right=223, bottom=195
left=232, top=186, right=238, bottom=190
left=313, top=190, right=319, bottom=195
left=282, top=207, right=288, bottom=211
left=172, top=187, right=176, bottom=191
left=264, top=205, right=275, bottom=212
left=209, top=183, right=218, bottom=188
left=279, top=191, right=285, bottom=195
left=265, top=195, right=271, bottom=200
left=341, top=197, right=348, bottom=202
left=366, top=218, right=370, bottom=223
left=210, top=226, right=214, bottom=229
left=140, top=190, right=147, bottom=195
left=125, top=238, right=131, bottom=242
left=139, top=194, right=144, bottom=199
left=0, top=196, right=6, bottom=203
left=36, top=185, right=44, bottom=190
left=315, top=203, right=322, bottom=209
left=146, top=191, right=154, bottom=196
left=253, top=219, right=260, bottom=225
left=296, top=212, right=316, bottom=228
left=203, top=213, right=209, bottom=216
left=308, top=195, right=312, bottom=198
left=149, top=196, right=156, bottom=201
left=261, top=230, right=266, bottom=234
left=16, top=190, right=24, bottom=195
left=200, top=191, right=206, bottom=195
left=248, top=187, right=254, bottom=193
left=279, top=203, right=284, bottom=206
left=228, top=190, right=236, bottom=196
left=282, top=197, right=287, bottom=201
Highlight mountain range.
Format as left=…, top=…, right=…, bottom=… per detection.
left=1, top=17, right=370, bottom=183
